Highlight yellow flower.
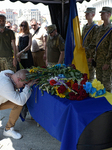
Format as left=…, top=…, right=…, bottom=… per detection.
left=92, top=79, right=98, bottom=88
left=96, top=81, right=101, bottom=90
left=67, top=79, right=74, bottom=87
left=92, top=79, right=104, bottom=91
left=57, top=93, right=66, bottom=98
left=29, top=69, right=34, bottom=73
left=56, top=88, right=66, bottom=98
left=100, top=84, right=104, bottom=89
left=90, top=92, right=96, bottom=97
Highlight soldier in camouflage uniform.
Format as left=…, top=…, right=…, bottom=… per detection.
left=82, top=7, right=98, bottom=82
left=0, top=15, right=16, bottom=72
left=46, top=24, right=65, bottom=67
left=86, top=7, right=112, bottom=92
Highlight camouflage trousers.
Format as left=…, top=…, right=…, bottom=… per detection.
left=0, top=57, right=15, bottom=72
left=88, top=62, right=95, bottom=82
left=96, top=64, right=111, bottom=92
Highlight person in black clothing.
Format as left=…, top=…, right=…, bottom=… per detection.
left=16, top=21, right=33, bottom=70
left=16, top=21, right=34, bottom=119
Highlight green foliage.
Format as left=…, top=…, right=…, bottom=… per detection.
left=26, top=64, right=83, bottom=96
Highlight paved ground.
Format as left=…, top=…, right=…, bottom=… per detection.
left=0, top=109, right=61, bottom=150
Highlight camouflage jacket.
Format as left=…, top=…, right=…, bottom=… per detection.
left=46, top=33, right=65, bottom=63
left=86, top=23, right=112, bottom=65
left=82, top=22, right=98, bottom=59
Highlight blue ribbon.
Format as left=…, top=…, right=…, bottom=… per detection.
left=83, top=24, right=97, bottom=46
left=96, top=28, right=112, bottom=51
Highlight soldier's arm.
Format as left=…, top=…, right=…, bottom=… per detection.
left=105, top=32, right=112, bottom=65
left=86, top=26, right=99, bottom=51
left=58, top=51, right=65, bottom=64
left=58, top=36, right=65, bottom=64
left=11, top=39, right=17, bottom=67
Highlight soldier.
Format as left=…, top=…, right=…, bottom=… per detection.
left=85, top=7, right=112, bottom=92
left=45, top=24, right=65, bottom=67
left=82, top=7, right=98, bottom=82
left=0, top=14, right=16, bottom=72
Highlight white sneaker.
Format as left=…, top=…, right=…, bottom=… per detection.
left=3, top=127, right=22, bottom=139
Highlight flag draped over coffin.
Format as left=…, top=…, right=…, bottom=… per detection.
left=64, top=0, right=89, bottom=79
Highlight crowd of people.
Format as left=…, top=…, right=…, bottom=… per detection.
left=0, top=14, right=65, bottom=140
left=1, top=17, right=65, bottom=70
left=0, top=5, right=112, bottom=140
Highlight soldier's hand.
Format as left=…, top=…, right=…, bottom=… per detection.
left=102, top=64, right=109, bottom=70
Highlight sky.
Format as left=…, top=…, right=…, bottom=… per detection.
left=0, top=0, right=49, bottom=15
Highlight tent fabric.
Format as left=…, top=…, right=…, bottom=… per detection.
left=6, top=0, right=91, bottom=5
left=49, top=3, right=70, bottom=39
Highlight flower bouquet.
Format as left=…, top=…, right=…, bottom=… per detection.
left=26, top=64, right=106, bottom=100
left=26, top=64, right=89, bottom=100
left=83, top=79, right=106, bottom=97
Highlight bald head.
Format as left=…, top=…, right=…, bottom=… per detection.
left=15, top=69, right=29, bottom=80
left=11, top=69, right=30, bottom=89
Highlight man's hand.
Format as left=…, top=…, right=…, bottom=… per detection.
left=27, top=79, right=38, bottom=87
left=13, top=57, right=17, bottom=67
left=102, top=64, right=109, bottom=70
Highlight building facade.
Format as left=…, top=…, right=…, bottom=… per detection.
left=92, top=0, right=112, bottom=22
left=77, top=0, right=112, bottom=31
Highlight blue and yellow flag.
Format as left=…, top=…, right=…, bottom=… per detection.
left=64, top=0, right=89, bottom=79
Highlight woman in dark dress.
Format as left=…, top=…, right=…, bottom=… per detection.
left=16, top=21, right=34, bottom=119
left=16, top=21, right=33, bottom=70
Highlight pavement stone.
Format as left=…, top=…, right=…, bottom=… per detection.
left=0, top=109, right=61, bottom=150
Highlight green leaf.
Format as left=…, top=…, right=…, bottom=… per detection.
left=70, top=71, right=75, bottom=77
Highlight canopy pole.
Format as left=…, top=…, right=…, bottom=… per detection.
left=62, top=0, right=64, bottom=38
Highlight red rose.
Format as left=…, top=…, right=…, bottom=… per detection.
left=69, top=92, right=77, bottom=100
left=79, top=85, right=83, bottom=90
left=49, top=80, right=57, bottom=86
left=79, top=89, right=88, bottom=99
left=66, top=82, right=71, bottom=87
left=80, top=79, right=87, bottom=85
left=57, top=85, right=66, bottom=94
left=82, top=73, right=88, bottom=81
left=41, top=66, right=47, bottom=68
left=70, top=64, right=76, bottom=69
left=76, top=95, right=83, bottom=100
left=72, top=83, right=79, bottom=92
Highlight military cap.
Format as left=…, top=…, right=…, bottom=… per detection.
left=47, top=24, right=57, bottom=34
left=99, top=7, right=112, bottom=14
left=84, top=7, right=96, bottom=13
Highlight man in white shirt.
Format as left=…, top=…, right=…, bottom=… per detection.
left=30, top=18, right=47, bottom=67
left=0, top=69, right=36, bottom=139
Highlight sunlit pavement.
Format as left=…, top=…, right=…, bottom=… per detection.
left=0, top=109, right=61, bottom=150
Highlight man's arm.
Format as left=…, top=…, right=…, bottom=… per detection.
left=58, top=35, right=65, bottom=64
left=43, top=35, right=47, bottom=65
left=43, top=35, right=47, bottom=51
left=58, top=51, right=65, bottom=64
left=11, top=39, right=17, bottom=67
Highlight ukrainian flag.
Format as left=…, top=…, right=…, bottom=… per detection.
left=64, top=0, right=89, bottom=79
